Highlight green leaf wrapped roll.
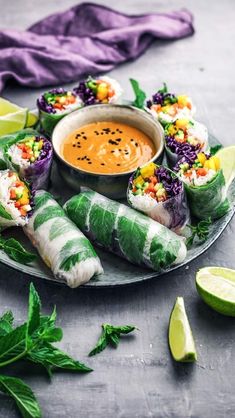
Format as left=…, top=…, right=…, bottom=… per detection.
left=24, top=191, right=103, bottom=287
left=64, top=191, right=187, bottom=271
left=174, top=152, right=230, bottom=220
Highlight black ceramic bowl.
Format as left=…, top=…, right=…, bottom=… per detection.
left=52, top=104, right=164, bottom=198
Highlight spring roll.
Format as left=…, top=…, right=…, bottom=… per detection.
left=73, top=75, right=123, bottom=106
left=146, top=83, right=195, bottom=126
left=4, top=130, right=53, bottom=190
left=127, top=162, right=190, bottom=234
left=174, top=152, right=230, bottom=220
left=0, top=169, right=33, bottom=229
left=164, top=118, right=208, bottom=167
left=24, top=191, right=103, bottom=287
left=37, top=88, right=83, bottom=136
left=64, top=191, right=187, bottom=272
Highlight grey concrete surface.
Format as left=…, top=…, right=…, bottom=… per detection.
left=0, top=1, right=235, bottom=417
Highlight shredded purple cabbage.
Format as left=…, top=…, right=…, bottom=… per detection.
left=155, top=166, right=183, bottom=198
left=37, top=88, right=68, bottom=114
left=147, top=91, right=177, bottom=109
left=73, top=82, right=96, bottom=106
left=165, top=135, right=199, bottom=161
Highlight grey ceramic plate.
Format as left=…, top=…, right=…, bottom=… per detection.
left=0, top=134, right=234, bottom=287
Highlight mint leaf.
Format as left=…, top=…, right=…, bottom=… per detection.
left=33, top=206, right=65, bottom=231
left=158, top=82, right=168, bottom=94
left=28, top=343, right=92, bottom=374
left=0, top=311, right=14, bottom=337
left=0, top=375, right=41, bottom=418
left=89, top=323, right=137, bottom=356
left=210, top=144, right=222, bottom=156
left=0, top=237, right=36, bottom=265
left=130, top=78, right=146, bottom=109
left=0, top=324, right=27, bottom=367
left=186, top=217, right=212, bottom=248
left=88, top=329, right=108, bottom=357
left=27, top=284, right=41, bottom=342
left=0, top=204, right=13, bottom=220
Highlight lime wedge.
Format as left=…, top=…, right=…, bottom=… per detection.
left=0, top=97, right=22, bottom=116
left=26, top=110, right=38, bottom=127
left=196, top=267, right=235, bottom=316
left=168, top=297, right=197, bottom=362
left=216, top=146, right=235, bottom=189
left=0, top=109, right=27, bottom=135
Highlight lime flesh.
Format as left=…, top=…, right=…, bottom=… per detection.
left=216, top=146, right=235, bottom=190
left=168, top=297, right=197, bottom=362
left=196, top=267, right=235, bottom=316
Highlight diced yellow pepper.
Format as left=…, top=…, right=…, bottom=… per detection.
left=204, top=160, right=211, bottom=169
left=206, top=158, right=216, bottom=171
left=211, top=156, right=220, bottom=171
left=175, top=119, right=189, bottom=129
left=133, top=175, right=145, bottom=186
left=97, top=83, right=109, bottom=100
left=177, top=95, right=188, bottom=107
left=140, top=162, right=156, bottom=179
left=197, top=152, right=207, bottom=165
left=168, top=125, right=177, bottom=136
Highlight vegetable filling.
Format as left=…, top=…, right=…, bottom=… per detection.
left=176, top=152, right=221, bottom=186
left=37, top=88, right=82, bottom=114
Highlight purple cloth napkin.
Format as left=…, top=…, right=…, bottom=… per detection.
left=0, top=3, right=194, bottom=92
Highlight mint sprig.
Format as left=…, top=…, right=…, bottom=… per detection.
left=0, top=283, right=92, bottom=417
left=89, top=323, right=137, bottom=356
left=0, top=235, right=37, bottom=265
left=186, top=217, right=212, bottom=248
left=130, top=78, right=146, bottom=109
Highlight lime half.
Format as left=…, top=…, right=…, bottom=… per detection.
left=168, top=297, right=197, bottom=362
left=216, top=146, right=235, bottom=190
left=196, top=267, right=235, bottom=316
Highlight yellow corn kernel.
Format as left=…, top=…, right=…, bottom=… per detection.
left=197, top=152, right=207, bottom=165
left=140, top=162, right=156, bottom=179
left=175, top=119, right=189, bottom=129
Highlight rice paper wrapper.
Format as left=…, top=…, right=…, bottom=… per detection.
left=0, top=169, right=33, bottom=230
left=24, top=191, right=103, bottom=287
left=4, top=129, right=53, bottom=190
left=64, top=190, right=187, bottom=272
left=127, top=187, right=190, bottom=235
left=183, top=170, right=230, bottom=220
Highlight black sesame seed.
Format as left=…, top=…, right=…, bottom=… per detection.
left=119, top=131, right=123, bottom=134
left=117, top=138, right=121, bottom=142
left=83, top=136, right=87, bottom=140
left=81, top=132, right=85, bottom=134
left=101, top=163, right=105, bottom=166
left=111, top=132, right=115, bottom=135
left=76, top=134, right=81, bottom=138
left=72, top=144, right=76, bottom=147
left=119, top=149, right=122, bottom=152
left=135, top=143, right=138, bottom=147
left=131, top=139, right=134, bottom=142
left=88, top=162, right=92, bottom=164
left=117, top=163, right=121, bottom=166
left=111, top=150, right=115, bottom=153
left=77, top=157, right=80, bottom=160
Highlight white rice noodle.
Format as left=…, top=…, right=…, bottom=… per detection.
left=181, top=169, right=216, bottom=187
left=146, top=98, right=196, bottom=124
left=7, top=144, right=30, bottom=174
left=187, top=120, right=208, bottom=151
left=128, top=192, right=172, bottom=229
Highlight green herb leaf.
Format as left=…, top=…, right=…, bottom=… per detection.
left=130, top=78, right=146, bottom=109
left=33, top=206, right=65, bottom=231
left=26, top=284, right=41, bottom=343
left=89, top=323, right=137, bottom=356
left=88, top=329, right=108, bottom=357
left=0, top=203, right=12, bottom=220
left=0, top=311, right=14, bottom=337
left=0, top=324, right=27, bottom=367
left=158, top=82, right=168, bottom=94
left=186, top=217, right=212, bottom=248
left=210, top=144, right=222, bottom=156
left=28, top=343, right=92, bottom=374
left=0, top=237, right=36, bottom=265
left=108, top=333, right=120, bottom=348
left=34, top=191, right=52, bottom=211
left=0, top=374, right=41, bottom=418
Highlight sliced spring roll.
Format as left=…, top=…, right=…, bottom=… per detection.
left=37, top=88, right=83, bottom=136
left=0, top=170, right=33, bottom=229
left=127, top=162, right=190, bottom=234
left=24, top=191, right=103, bottom=287
left=146, top=83, right=195, bottom=125
left=174, top=152, right=230, bottom=220
left=73, top=75, right=123, bottom=106
left=64, top=191, right=187, bottom=272
left=164, top=118, right=208, bottom=167
left=4, top=130, right=53, bottom=190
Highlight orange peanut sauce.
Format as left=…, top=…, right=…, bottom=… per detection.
left=61, top=121, right=156, bottom=174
